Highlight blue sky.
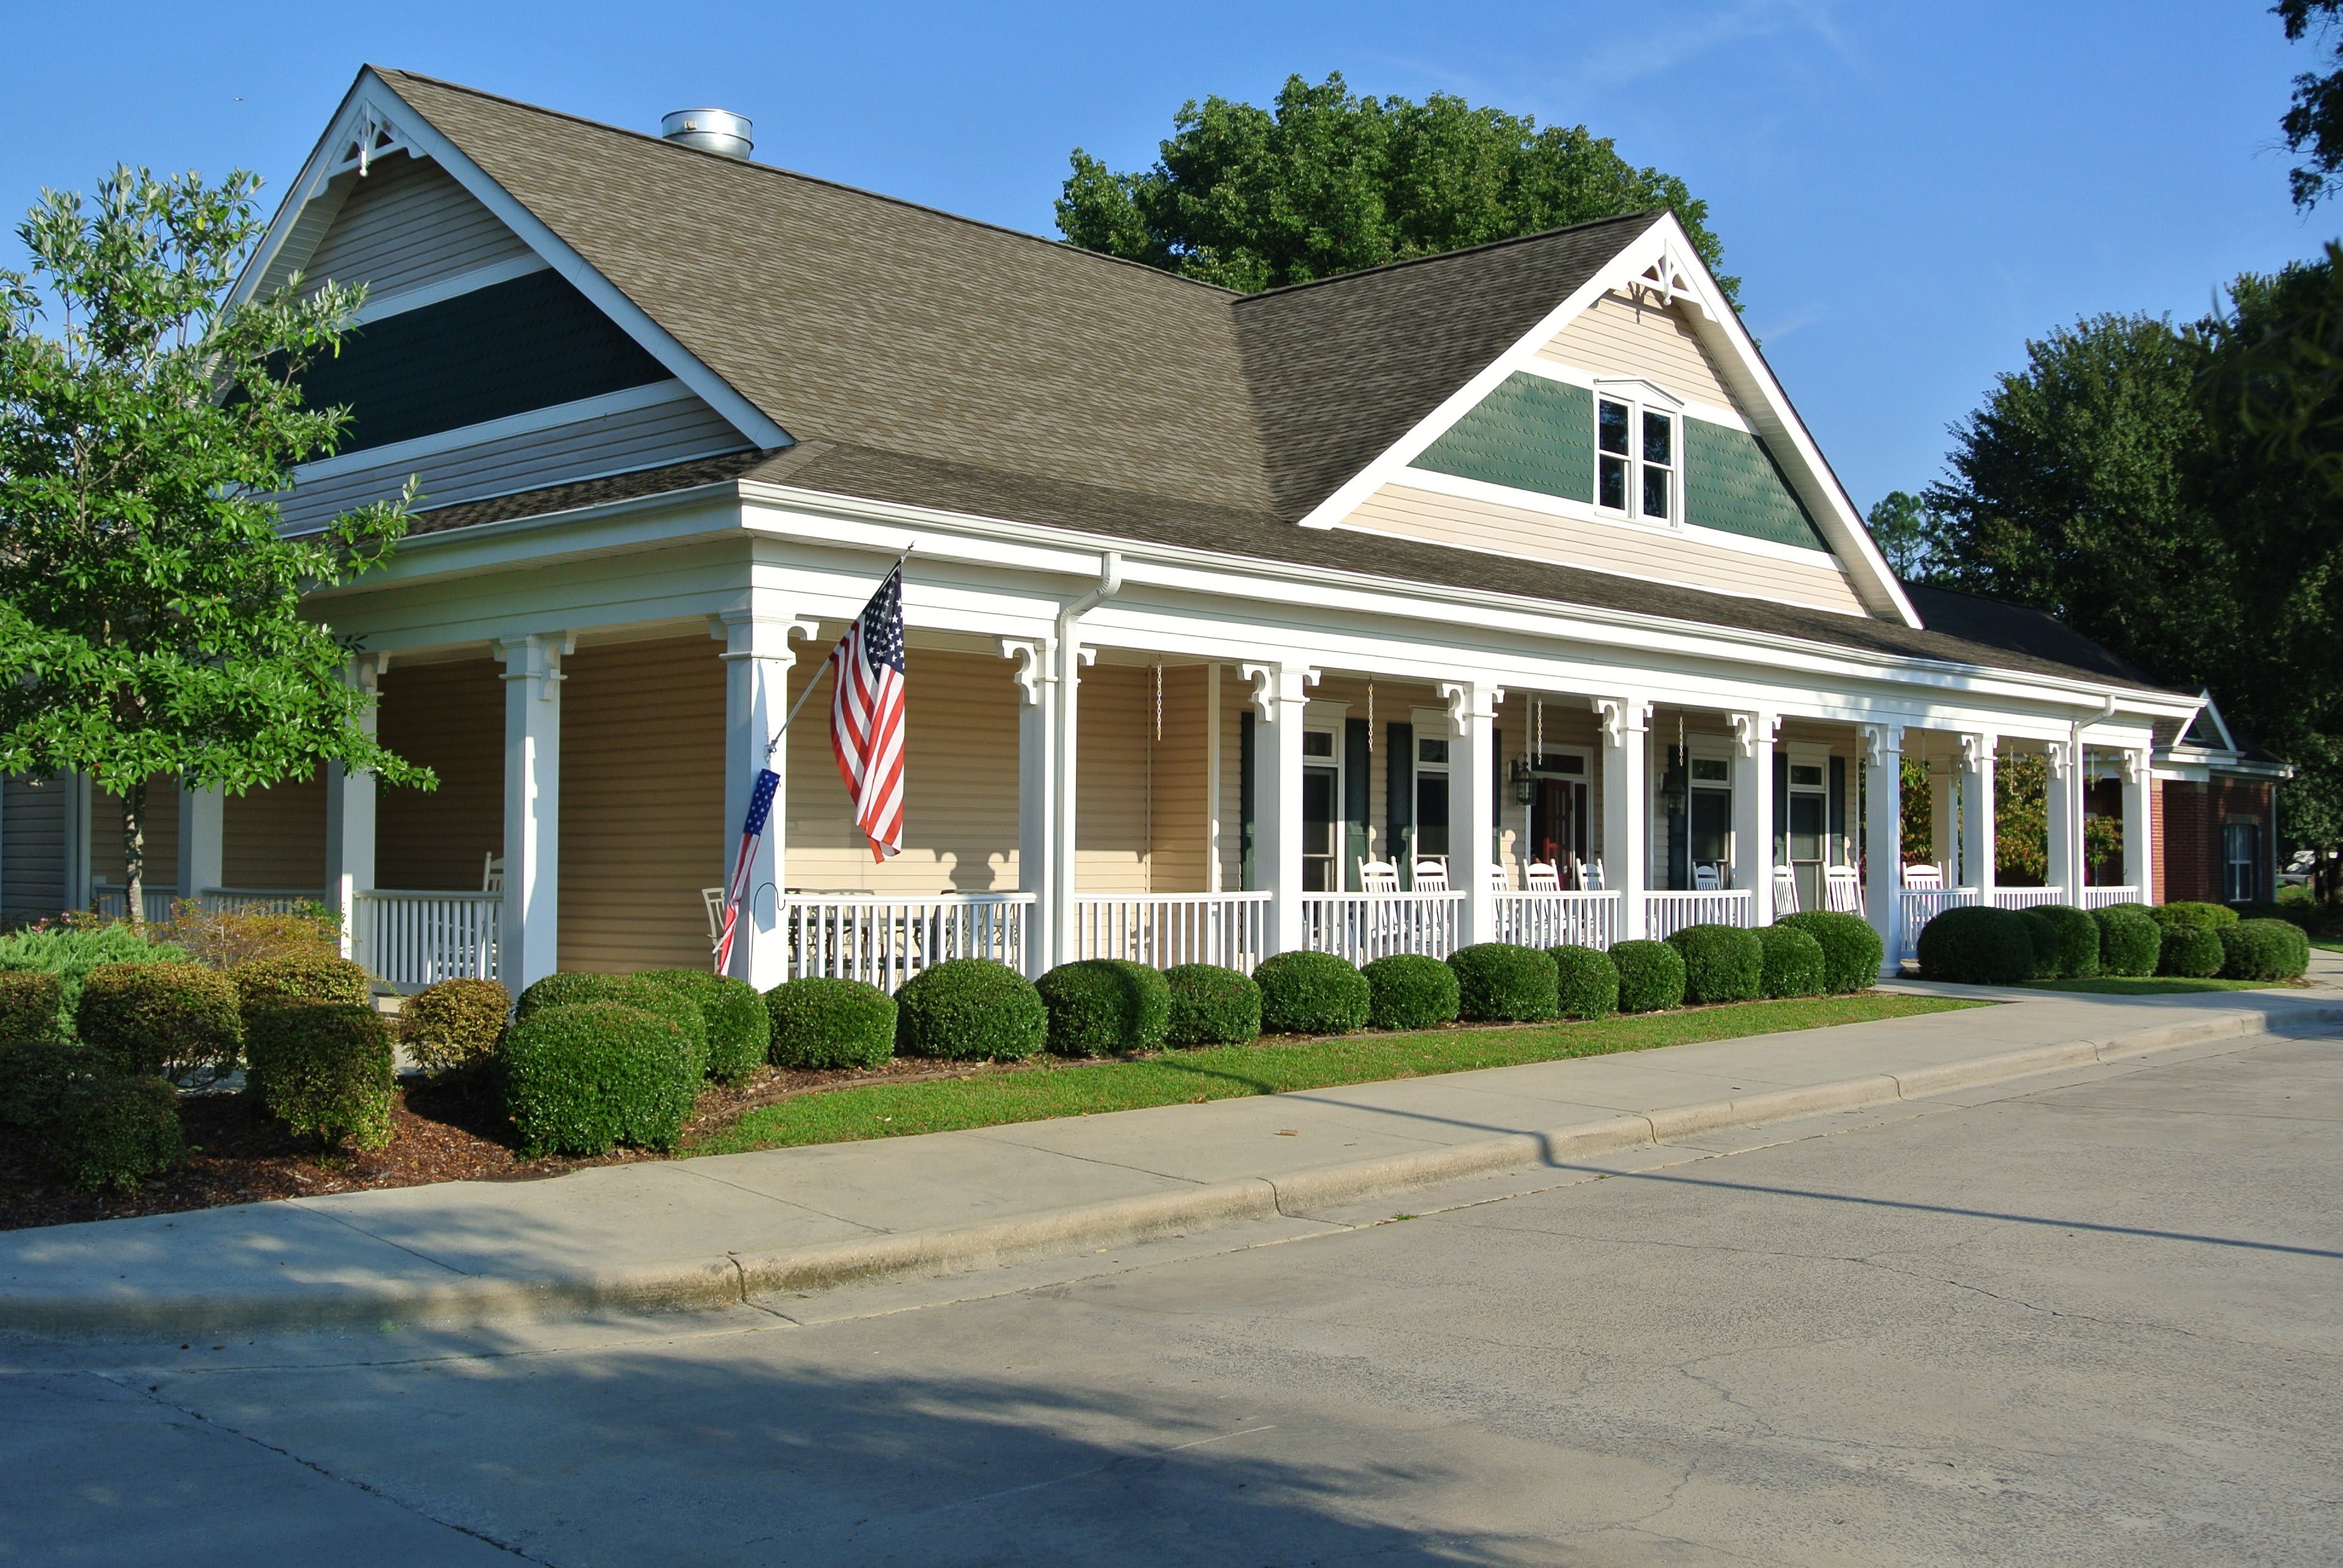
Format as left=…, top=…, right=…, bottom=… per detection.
left=0, top=1, right=2328, bottom=511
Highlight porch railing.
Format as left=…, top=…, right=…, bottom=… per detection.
left=1302, top=892, right=1466, bottom=964
left=352, top=890, right=502, bottom=990
left=2080, top=885, right=2143, bottom=909
left=1988, top=886, right=2067, bottom=910
left=89, top=884, right=179, bottom=926
left=1896, top=887, right=1981, bottom=964
left=1492, top=890, right=1625, bottom=950
left=779, top=892, right=1034, bottom=986
left=1069, top=893, right=1271, bottom=972
left=1643, top=889, right=1755, bottom=940
left=91, top=885, right=326, bottom=923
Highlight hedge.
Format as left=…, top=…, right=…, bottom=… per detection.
left=1772, top=911, right=1883, bottom=994
left=1610, top=940, right=1686, bottom=1013
left=2157, top=923, right=2225, bottom=979
left=765, top=978, right=896, bottom=1069
left=2092, top=906, right=2161, bottom=977
left=513, top=973, right=709, bottom=1079
left=0, top=1037, right=97, bottom=1131
left=1547, top=946, right=1619, bottom=1021
left=1254, top=951, right=1370, bottom=1036
left=1447, top=944, right=1559, bottom=1023
left=1754, top=925, right=1825, bottom=999
left=76, top=961, right=242, bottom=1078
left=0, top=971, right=64, bottom=1046
left=1163, top=964, right=1261, bottom=1046
left=243, top=1003, right=398, bottom=1151
left=229, top=952, right=372, bottom=1018
left=2016, top=910, right=2064, bottom=980
left=2023, top=905, right=2100, bottom=981
left=500, top=1001, right=702, bottom=1155
left=0, top=922, right=193, bottom=1027
left=399, top=978, right=511, bottom=1078
left=51, top=1073, right=183, bottom=1191
left=1916, top=906, right=2035, bottom=985
left=895, top=959, right=1048, bottom=1060
left=1667, top=924, right=1764, bottom=1005
left=2220, top=918, right=2310, bottom=982
left=637, top=969, right=772, bottom=1083
left=2149, top=901, right=2238, bottom=933
left=1361, top=954, right=1460, bottom=1031
left=1037, top=959, right=1172, bottom=1054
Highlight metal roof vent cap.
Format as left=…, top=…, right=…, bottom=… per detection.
left=661, top=108, right=752, bottom=159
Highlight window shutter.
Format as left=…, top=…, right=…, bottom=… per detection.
left=1829, top=756, right=1848, bottom=864
left=1773, top=751, right=1791, bottom=863
left=1344, top=719, right=1371, bottom=892
left=1239, top=712, right=1256, bottom=892
left=1387, top=723, right=1414, bottom=882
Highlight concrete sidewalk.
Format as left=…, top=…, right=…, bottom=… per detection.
left=4, top=985, right=2338, bottom=1336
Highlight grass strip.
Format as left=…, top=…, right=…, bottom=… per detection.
left=2019, top=976, right=2305, bottom=996
left=689, top=993, right=1981, bottom=1156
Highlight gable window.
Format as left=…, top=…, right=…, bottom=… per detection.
left=1596, top=396, right=1675, bottom=524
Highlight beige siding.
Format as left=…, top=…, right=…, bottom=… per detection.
left=1539, top=290, right=1734, bottom=407
left=1216, top=669, right=1247, bottom=890
left=1346, top=482, right=1866, bottom=616
left=558, top=638, right=727, bottom=973
left=300, top=151, right=533, bottom=301
left=1147, top=665, right=1211, bottom=893
left=3, top=776, right=69, bottom=924
left=376, top=658, right=504, bottom=892
left=224, top=776, right=326, bottom=891
left=90, top=779, right=182, bottom=890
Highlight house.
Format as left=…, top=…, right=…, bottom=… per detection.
left=2149, top=693, right=2292, bottom=904
left=0, top=68, right=2206, bottom=988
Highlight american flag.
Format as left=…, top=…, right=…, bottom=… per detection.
left=828, top=563, right=908, bottom=861
left=713, top=765, right=779, bottom=972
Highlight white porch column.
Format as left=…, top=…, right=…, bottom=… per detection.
left=717, top=610, right=810, bottom=989
left=1928, top=759, right=1956, bottom=877
left=2121, top=747, right=2154, bottom=897
left=1248, top=662, right=1315, bottom=956
left=2046, top=740, right=2082, bottom=906
left=499, top=633, right=567, bottom=992
left=1860, top=724, right=1903, bottom=974
left=324, top=656, right=382, bottom=962
left=176, top=783, right=224, bottom=901
left=1597, top=697, right=1649, bottom=938
left=1004, top=639, right=1057, bottom=976
left=1444, top=680, right=1499, bottom=946
left=1959, top=733, right=1996, bottom=895
left=1731, top=710, right=1777, bottom=925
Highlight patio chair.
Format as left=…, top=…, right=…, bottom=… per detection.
left=1824, top=866, right=1864, bottom=913
left=1902, top=863, right=1942, bottom=890
left=703, top=887, right=727, bottom=950
left=1526, top=861, right=1563, bottom=892
left=1772, top=864, right=1800, bottom=915
left=1578, top=857, right=1605, bottom=892
left=1411, top=856, right=1450, bottom=892
left=1358, top=859, right=1401, bottom=893
left=482, top=852, right=505, bottom=895
left=1487, top=863, right=1509, bottom=892
left=1692, top=863, right=1722, bottom=891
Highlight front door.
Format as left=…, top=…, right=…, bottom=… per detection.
left=1530, top=779, right=1587, bottom=872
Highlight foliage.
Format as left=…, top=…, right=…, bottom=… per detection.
left=0, top=970, right=63, bottom=1045
left=2280, top=0, right=2343, bottom=208
left=2220, top=918, right=2310, bottom=980
left=2016, top=910, right=2066, bottom=980
left=1360, top=953, right=1460, bottom=1031
left=1036, top=959, right=1173, bottom=1055
left=75, top=959, right=241, bottom=1077
left=512, top=972, right=711, bottom=1079
left=1162, top=964, right=1262, bottom=1047
left=2030, top=906, right=2101, bottom=981
left=1665, top=924, right=1764, bottom=1005
left=50, top=1071, right=182, bottom=1190
left=1254, top=950, right=1371, bottom=1035
left=1547, top=946, right=1619, bottom=1021
left=2091, top=906, right=2163, bottom=977
left=241, top=1002, right=395, bottom=1151
left=1899, top=756, right=1933, bottom=866
left=0, top=921, right=190, bottom=1026
left=1915, top=906, right=2036, bottom=985
left=500, top=1001, right=701, bottom=1156
left=765, top=978, right=897, bottom=1070
left=2148, top=901, right=2238, bottom=932
left=0, top=167, right=428, bottom=923
left=1445, top=943, right=1559, bottom=1023
left=0, top=1037, right=97, bottom=1129
left=1865, top=490, right=1950, bottom=583
left=1056, top=71, right=1736, bottom=299
left=635, top=969, right=771, bottom=1083
left=156, top=899, right=339, bottom=969
left=1608, top=940, right=1686, bottom=1013
left=894, top=959, right=1049, bottom=1061
left=2157, top=924, right=2226, bottom=979
left=398, top=977, right=510, bottom=1079
left=1753, top=925, right=1825, bottom=1000
left=1774, top=911, right=1884, bottom=994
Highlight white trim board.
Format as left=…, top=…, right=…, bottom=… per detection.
left=352, top=253, right=551, bottom=324
left=292, top=379, right=699, bottom=483
left=1510, top=358, right=1747, bottom=434
left=1378, top=468, right=1849, bottom=570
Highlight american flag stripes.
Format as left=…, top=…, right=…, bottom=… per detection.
left=828, top=563, right=908, bottom=861
left=713, top=765, right=779, bottom=972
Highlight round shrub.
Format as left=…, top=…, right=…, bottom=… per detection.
left=1774, top=911, right=1884, bottom=994
left=399, top=978, right=511, bottom=1078
left=2028, top=906, right=2100, bottom=980
left=0, top=1037, right=99, bottom=1131
left=2148, top=901, right=2238, bottom=932
left=1754, top=925, right=1825, bottom=999
left=2016, top=910, right=2065, bottom=980
left=765, top=978, right=896, bottom=1069
left=1447, top=944, right=1559, bottom=1023
left=2157, top=923, right=2225, bottom=979
left=637, top=970, right=771, bottom=1083
left=1035, top=959, right=1172, bottom=1055
left=0, top=971, right=64, bottom=1046
left=512, top=973, right=708, bottom=1078
left=1610, top=940, right=1686, bottom=1013
left=243, top=1003, right=397, bottom=1151
left=500, top=1001, right=701, bottom=1155
left=51, top=1073, right=183, bottom=1191
left=76, top=961, right=242, bottom=1077
left=2220, top=918, right=2310, bottom=982
left=229, top=952, right=372, bottom=1018
left=2092, top=907, right=2161, bottom=977
left=1915, top=906, right=2036, bottom=985
left=1163, top=964, right=1260, bottom=1046
left=1254, top=951, right=1370, bottom=1036
left=1547, top=946, right=1619, bottom=1021
left=1361, top=954, right=1460, bottom=1031
left=1666, top=924, right=1765, bottom=1005
left=894, top=959, right=1047, bottom=1061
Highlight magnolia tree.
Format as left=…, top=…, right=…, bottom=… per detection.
left=0, top=166, right=430, bottom=926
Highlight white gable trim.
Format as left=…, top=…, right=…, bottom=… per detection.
left=291, top=377, right=698, bottom=483
left=1513, top=359, right=1746, bottom=433
left=1384, top=466, right=1846, bottom=569
left=353, top=253, right=551, bottom=324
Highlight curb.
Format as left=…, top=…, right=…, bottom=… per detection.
left=9, top=1001, right=2339, bottom=1337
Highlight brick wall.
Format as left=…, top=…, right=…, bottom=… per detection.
left=2158, top=777, right=2275, bottom=903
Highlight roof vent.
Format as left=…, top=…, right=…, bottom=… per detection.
left=661, top=108, right=753, bottom=159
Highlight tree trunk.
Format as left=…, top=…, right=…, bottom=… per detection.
left=122, top=778, right=146, bottom=933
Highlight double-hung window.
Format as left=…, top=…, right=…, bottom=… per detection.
left=1597, top=394, right=1676, bottom=524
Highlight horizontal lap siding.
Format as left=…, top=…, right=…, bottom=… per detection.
left=300, top=151, right=533, bottom=301
left=1147, top=665, right=1211, bottom=893
left=90, top=779, right=181, bottom=889
left=224, top=777, right=326, bottom=891
left=1539, top=291, right=1734, bottom=407
left=377, top=658, right=505, bottom=892
left=1076, top=664, right=1155, bottom=893
left=3, top=778, right=68, bottom=923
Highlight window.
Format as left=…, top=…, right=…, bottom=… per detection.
left=1418, top=736, right=1449, bottom=766
left=2223, top=821, right=2262, bottom=903
left=1689, top=757, right=1728, bottom=784
left=1789, top=762, right=1825, bottom=789
left=1533, top=751, right=1587, bottom=776
left=1598, top=395, right=1675, bottom=524
left=1302, top=728, right=1340, bottom=890
left=1302, top=730, right=1334, bottom=759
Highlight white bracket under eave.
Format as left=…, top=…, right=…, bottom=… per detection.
left=999, top=638, right=1052, bottom=707
left=1594, top=696, right=1650, bottom=746
left=334, top=106, right=410, bottom=177
left=1626, top=240, right=1713, bottom=321
left=1729, top=711, right=1780, bottom=759
left=1858, top=724, right=1904, bottom=771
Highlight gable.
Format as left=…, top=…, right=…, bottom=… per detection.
left=298, top=151, right=535, bottom=302
left=1538, top=290, right=1731, bottom=406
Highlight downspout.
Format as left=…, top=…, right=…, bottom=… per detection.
left=1051, top=551, right=1123, bottom=967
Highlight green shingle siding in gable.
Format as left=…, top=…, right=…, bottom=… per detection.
left=1407, top=373, right=1593, bottom=503
left=1682, top=419, right=1828, bottom=552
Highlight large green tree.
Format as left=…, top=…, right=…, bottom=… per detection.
left=1056, top=72, right=1736, bottom=299
left=2279, top=0, right=2343, bottom=209
left=0, top=167, right=428, bottom=925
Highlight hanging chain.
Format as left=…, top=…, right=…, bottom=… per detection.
left=1367, top=678, right=1375, bottom=753
left=1153, top=661, right=1162, bottom=741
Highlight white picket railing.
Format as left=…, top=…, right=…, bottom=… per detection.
left=1642, top=889, right=1755, bottom=940
left=779, top=893, right=1034, bottom=985
left=201, top=887, right=328, bottom=916
left=2080, top=885, right=2144, bottom=909
left=1302, top=892, right=1466, bottom=963
left=1988, top=886, right=2068, bottom=910
left=352, top=890, right=502, bottom=989
left=1896, top=887, right=1981, bottom=963
left=1492, top=890, right=1625, bottom=950
left=1069, top=893, right=1271, bottom=972
left=89, top=884, right=179, bottom=926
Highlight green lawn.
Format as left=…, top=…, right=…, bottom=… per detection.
left=2310, top=939, right=2343, bottom=954
left=2020, top=976, right=2301, bottom=996
left=689, top=993, right=1985, bottom=1157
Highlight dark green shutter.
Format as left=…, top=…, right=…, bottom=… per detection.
left=1388, top=723, right=1414, bottom=884
left=1664, top=746, right=1689, bottom=890
left=1773, top=751, right=1791, bottom=864
left=1239, top=712, right=1257, bottom=892
left=1344, top=719, right=1371, bottom=891
left=1829, top=756, right=1848, bottom=865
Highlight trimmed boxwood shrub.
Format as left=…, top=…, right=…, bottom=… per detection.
left=1037, top=959, right=1172, bottom=1055
left=2027, top=905, right=2100, bottom=980
left=500, top=1001, right=701, bottom=1155
left=1254, top=951, right=1370, bottom=1036
left=1447, top=943, right=1559, bottom=1023
left=2220, top=918, right=2310, bottom=981
left=637, top=970, right=771, bottom=1083
left=0, top=1037, right=97, bottom=1131
left=1774, top=911, right=1883, bottom=994
left=1610, top=940, right=1686, bottom=1013
left=229, top=952, right=372, bottom=1021
left=1361, top=954, right=1460, bottom=1031
left=0, top=922, right=193, bottom=1028
left=1164, top=964, right=1260, bottom=1046
left=243, top=1003, right=397, bottom=1151
left=2157, top=923, right=2226, bottom=978
left=76, top=961, right=242, bottom=1077
left=2092, top=906, right=2161, bottom=977
left=399, top=978, right=511, bottom=1078
left=895, top=959, right=1047, bottom=1060
left=1916, top=906, right=2036, bottom=985
left=51, top=1073, right=183, bottom=1191
left=513, top=973, right=708, bottom=1078
left=2017, top=910, right=2065, bottom=980
left=1547, top=946, right=1619, bottom=1021
left=1755, top=925, right=1825, bottom=999
left=765, top=978, right=896, bottom=1069
left=0, top=971, right=64, bottom=1046
left=1666, top=924, right=1764, bottom=1005
left=2148, top=901, right=2238, bottom=932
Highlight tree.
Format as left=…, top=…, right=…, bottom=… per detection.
left=1864, top=490, right=1953, bottom=583
left=1056, top=72, right=1738, bottom=300
left=2279, top=0, right=2343, bottom=209
left=0, top=167, right=429, bottom=927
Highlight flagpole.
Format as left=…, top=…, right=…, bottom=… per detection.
left=762, top=548, right=911, bottom=761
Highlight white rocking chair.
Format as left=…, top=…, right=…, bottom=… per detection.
left=1902, top=863, right=1943, bottom=890
left=482, top=852, right=505, bottom=895
left=703, top=887, right=728, bottom=950
left=1824, top=865, right=1864, bottom=913
left=1487, top=863, right=1509, bottom=892
left=1772, top=864, right=1800, bottom=915
left=1358, top=859, right=1401, bottom=893
left=1526, top=861, right=1563, bottom=893
left=1411, top=856, right=1450, bottom=893
left=1576, top=856, right=1605, bottom=892
left=1692, top=863, right=1722, bottom=892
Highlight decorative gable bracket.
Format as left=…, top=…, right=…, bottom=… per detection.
left=1625, top=241, right=1715, bottom=322
left=333, top=106, right=411, bottom=178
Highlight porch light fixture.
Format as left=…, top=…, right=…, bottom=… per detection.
left=1509, top=758, right=1537, bottom=805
